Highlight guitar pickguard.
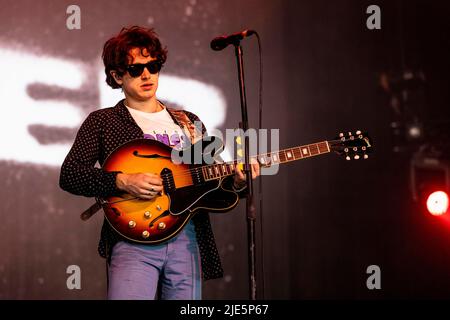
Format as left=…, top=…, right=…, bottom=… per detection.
left=168, top=179, right=239, bottom=215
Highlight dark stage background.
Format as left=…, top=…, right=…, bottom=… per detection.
left=1, top=0, right=450, bottom=299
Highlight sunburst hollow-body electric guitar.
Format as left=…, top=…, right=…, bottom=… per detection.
left=97, top=131, right=372, bottom=244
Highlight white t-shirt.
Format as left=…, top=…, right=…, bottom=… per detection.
left=125, top=104, right=190, bottom=150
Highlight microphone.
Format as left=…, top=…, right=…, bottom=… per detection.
left=210, top=29, right=256, bottom=51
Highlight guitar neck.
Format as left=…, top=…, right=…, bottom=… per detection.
left=201, top=140, right=331, bottom=181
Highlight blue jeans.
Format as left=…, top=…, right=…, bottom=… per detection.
left=107, top=221, right=202, bottom=300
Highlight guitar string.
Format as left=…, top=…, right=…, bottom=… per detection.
left=104, top=139, right=360, bottom=204
left=106, top=138, right=358, bottom=187
left=154, top=139, right=347, bottom=180
left=153, top=140, right=354, bottom=182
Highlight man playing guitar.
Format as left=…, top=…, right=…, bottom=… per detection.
left=59, top=26, right=260, bottom=300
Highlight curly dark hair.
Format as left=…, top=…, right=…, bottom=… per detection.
left=102, top=26, right=168, bottom=89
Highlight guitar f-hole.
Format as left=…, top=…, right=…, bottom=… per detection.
left=149, top=210, right=170, bottom=227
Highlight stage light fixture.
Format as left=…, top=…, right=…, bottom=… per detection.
left=410, top=152, right=450, bottom=215
left=426, top=191, right=449, bottom=216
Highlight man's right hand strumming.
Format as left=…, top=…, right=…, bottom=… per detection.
left=115, top=173, right=163, bottom=200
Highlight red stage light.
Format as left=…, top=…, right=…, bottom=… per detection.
left=426, top=191, right=449, bottom=216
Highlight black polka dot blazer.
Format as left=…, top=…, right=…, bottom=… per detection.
left=59, top=99, right=226, bottom=280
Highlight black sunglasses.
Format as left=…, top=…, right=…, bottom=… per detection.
left=126, top=60, right=163, bottom=77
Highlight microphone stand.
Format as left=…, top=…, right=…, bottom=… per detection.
left=233, top=41, right=257, bottom=300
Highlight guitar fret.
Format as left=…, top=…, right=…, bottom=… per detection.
left=222, top=164, right=227, bottom=176
left=259, top=155, right=266, bottom=165
left=310, top=144, right=319, bottom=155
left=293, top=147, right=302, bottom=159
left=202, top=167, right=207, bottom=180
left=208, top=166, right=214, bottom=178
left=214, top=165, right=220, bottom=177
left=285, top=149, right=294, bottom=160
left=279, top=151, right=287, bottom=162
left=318, top=141, right=329, bottom=153
left=202, top=167, right=208, bottom=180
left=257, top=155, right=265, bottom=166
left=301, top=146, right=310, bottom=157
left=272, top=153, right=279, bottom=163
left=258, top=154, right=271, bottom=167
left=217, top=164, right=221, bottom=177
left=222, top=164, right=228, bottom=176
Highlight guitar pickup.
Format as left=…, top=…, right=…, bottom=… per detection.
left=161, top=168, right=175, bottom=193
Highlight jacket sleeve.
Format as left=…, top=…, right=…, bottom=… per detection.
left=59, top=112, right=121, bottom=198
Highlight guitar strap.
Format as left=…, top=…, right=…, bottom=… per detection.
left=166, top=107, right=204, bottom=145
left=80, top=201, right=102, bottom=221
left=80, top=108, right=203, bottom=221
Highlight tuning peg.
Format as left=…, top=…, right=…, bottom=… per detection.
left=353, top=147, right=358, bottom=151
left=354, top=155, right=360, bottom=160
left=348, top=131, right=352, bottom=136
left=346, top=156, right=351, bottom=161
left=339, top=132, right=344, bottom=137
left=344, top=148, right=349, bottom=153
left=356, top=130, right=361, bottom=135
left=364, top=154, right=369, bottom=159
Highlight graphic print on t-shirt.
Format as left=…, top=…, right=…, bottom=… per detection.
left=143, top=131, right=187, bottom=149
left=125, top=105, right=189, bottom=150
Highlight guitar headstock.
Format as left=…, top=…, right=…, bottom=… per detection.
left=329, top=130, right=373, bottom=160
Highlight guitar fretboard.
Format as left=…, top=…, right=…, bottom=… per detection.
left=200, top=141, right=330, bottom=181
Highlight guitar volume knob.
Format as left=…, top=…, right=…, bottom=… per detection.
left=158, top=222, right=166, bottom=230
left=144, top=211, right=152, bottom=219
left=142, top=231, right=150, bottom=239
left=128, top=221, right=136, bottom=228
